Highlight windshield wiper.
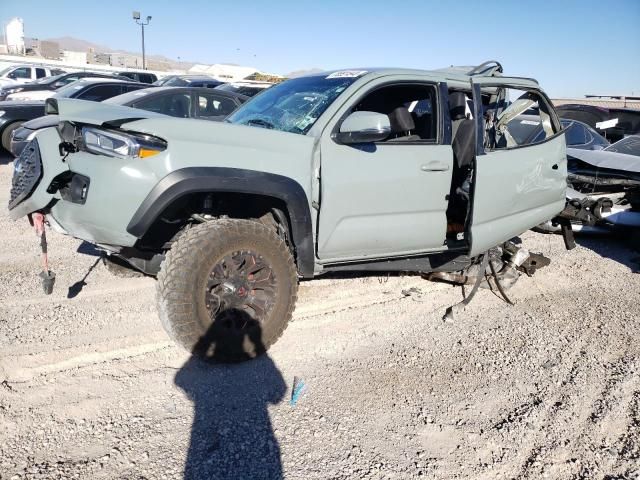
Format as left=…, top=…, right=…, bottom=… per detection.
left=246, top=118, right=275, bottom=129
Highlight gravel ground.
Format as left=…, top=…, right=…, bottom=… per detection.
left=1, top=151, right=639, bottom=480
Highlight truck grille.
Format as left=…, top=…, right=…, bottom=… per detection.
left=8, top=139, right=43, bottom=210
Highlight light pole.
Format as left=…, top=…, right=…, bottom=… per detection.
left=132, top=11, right=151, bottom=70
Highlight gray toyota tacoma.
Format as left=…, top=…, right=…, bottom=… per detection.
left=8, top=62, right=569, bottom=362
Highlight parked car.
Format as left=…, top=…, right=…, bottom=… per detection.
left=556, top=104, right=640, bottom=143
left=537, top=147, right=640, bottom=234
left=154, top=75, right=223, bottom=88
left=9, top=64, right=570, bottom=362
left=603, top=134, right=640, bottom=157
left=0, top=78, right=149, bottom=150
left=0, top=71, right=134, bottom=101
left=0, top=64, right=66, bottom=87
left=9, top=87, right=248, bottom=156
left=215, top=80, right=273, bottom=97
left=112, top=71, right=158, bottom=84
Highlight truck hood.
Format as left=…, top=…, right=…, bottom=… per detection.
left=56, top=98, right=316, bottom=159
left=55, top=98, right=166, bottom=125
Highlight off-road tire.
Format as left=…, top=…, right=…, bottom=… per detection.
left=102, top=255, right=145, bottom=278
left=1, top=121, right=23, bottom=152
left=156, top=219, right=298, bottom=362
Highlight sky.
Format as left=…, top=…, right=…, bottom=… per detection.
left=1, top=0, right=639, bottom=98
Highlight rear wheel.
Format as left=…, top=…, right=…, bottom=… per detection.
left=1, top=121, right=23, bottom=152
left=156, top=219, right=298, bottom=362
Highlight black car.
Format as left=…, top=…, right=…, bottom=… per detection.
left=0, top=71, right=133, bottom=101
left=154, top=75, right=223, bottom=88
left=9, top=87, right=248, bottom=156
left=0, top=78, right=149, bottom=151
left=529, top=118, right=609, bottom=150
left=556, top=104, right=640, bottom=143
left=113, top=71, right=158, bottom=84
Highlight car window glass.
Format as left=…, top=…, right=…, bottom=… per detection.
left=11, top=67, right=31, bottom=79
left=36, top=68, right=47, bottom=78
left=135, top=92, right=191, bottom=117
left=122, top=84, right=148, bottom=93
left=350, top=84, right=438, bottom=142
left=196, top=93, right=238, bottom=118
left=565, top=123, right=587, bottom=145
left=491, top=87, right=557, bottom=149
left=61, top=76, right=80, bottom=86
left=77, top=84, right=123, bottom=101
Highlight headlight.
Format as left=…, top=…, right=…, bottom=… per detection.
left=81, top=127, right=166, bottom=159
left=4, top=87, right=23, bottom=95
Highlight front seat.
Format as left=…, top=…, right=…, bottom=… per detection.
left=447, top=92, right=476, bottom=229
left=387, top=107, right=420, bottom=141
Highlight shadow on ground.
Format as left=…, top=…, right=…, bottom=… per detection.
left=175, top=309, right=286, bottom=480
left=0, top=150, right=13, bottom=166
left=576, top=233, right=640, bottom=273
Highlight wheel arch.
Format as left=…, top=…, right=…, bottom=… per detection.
left=126, top=167, right=315, bottom=277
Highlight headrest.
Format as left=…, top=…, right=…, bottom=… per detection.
left=449, top=91, right=467, bottom=121
left=388, top=107, right=415, bottom=133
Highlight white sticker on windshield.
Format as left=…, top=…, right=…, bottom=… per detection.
left=520, top=119, right=540, bottom=125
left=326, top=70, right=367, bottom=79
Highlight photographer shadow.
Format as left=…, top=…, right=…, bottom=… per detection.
left=175, top=309, right=286, bottom=480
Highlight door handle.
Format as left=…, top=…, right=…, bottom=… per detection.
left=552, top=164, right=559, bottom=170
left=421, top=161, right=449, bottom=172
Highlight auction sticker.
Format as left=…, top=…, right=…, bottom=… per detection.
left=326, top=70, right=368, bottom=79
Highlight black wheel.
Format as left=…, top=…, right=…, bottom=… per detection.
left=156, top=219, right=298, bottom=362
left=1, top=121, right=23, bottom=152
left=102, top=255, right=145, bottom=278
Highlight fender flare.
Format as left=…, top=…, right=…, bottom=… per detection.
left=126, top=167, right=315, bottom=278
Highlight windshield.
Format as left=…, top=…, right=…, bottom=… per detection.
left=54, top=81, right=90, bottom=98
left=35, top=74, right=63, bottom=85
left=0, top=66, right=16, bottom=76
left=226, top=75, right=357, bottom=134
left=604, top=135, right=640, bottom=157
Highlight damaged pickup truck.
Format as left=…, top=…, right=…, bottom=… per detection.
left=8, top=62, right=570, bottom=361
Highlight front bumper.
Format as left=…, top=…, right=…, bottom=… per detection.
left=7, top=126, right=164, bottom=248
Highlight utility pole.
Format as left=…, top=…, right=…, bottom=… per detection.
left=132, top=11, right=151, bottom=70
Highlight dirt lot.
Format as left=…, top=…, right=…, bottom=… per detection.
left=0, top=151, right=639, bottom=480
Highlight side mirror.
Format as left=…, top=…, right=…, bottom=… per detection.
left=335, top=111, right=390, bottom=144
left=45, top=98, right=59, bottom=115
left=53, top=81, right=65, bottom=89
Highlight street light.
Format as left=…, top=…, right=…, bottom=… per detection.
left=132, top=11, right=151, bottom=70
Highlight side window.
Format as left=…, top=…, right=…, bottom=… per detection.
left=9, top=67, right=31, bottom=79
left=61, top=76, right=80, bottom=86
left=350, top=84, right=438, bottom=142
left=135, top=93, right=191, bottom=117
left=122, top=85, right=147, bottom=93
left=490, top=87, right=557, bottom=149
left=565, top=122, right=588, bottom=146
left=77, top=84, right=123, bottom=101
left=36, top=68, right=47, bottom=78
left=196, top=93, right=239, bottom=118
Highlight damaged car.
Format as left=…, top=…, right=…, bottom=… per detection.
left=8, top=62, right=570, bottom=361
left=538, top=146, right=640, bottom=234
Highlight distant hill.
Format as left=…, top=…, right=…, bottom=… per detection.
left=42, top=35, right=196, bottom=69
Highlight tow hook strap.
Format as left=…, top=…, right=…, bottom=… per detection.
left=32, top=212, right=56, bottom=294
left=443, top=252, right=489, bottom=322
